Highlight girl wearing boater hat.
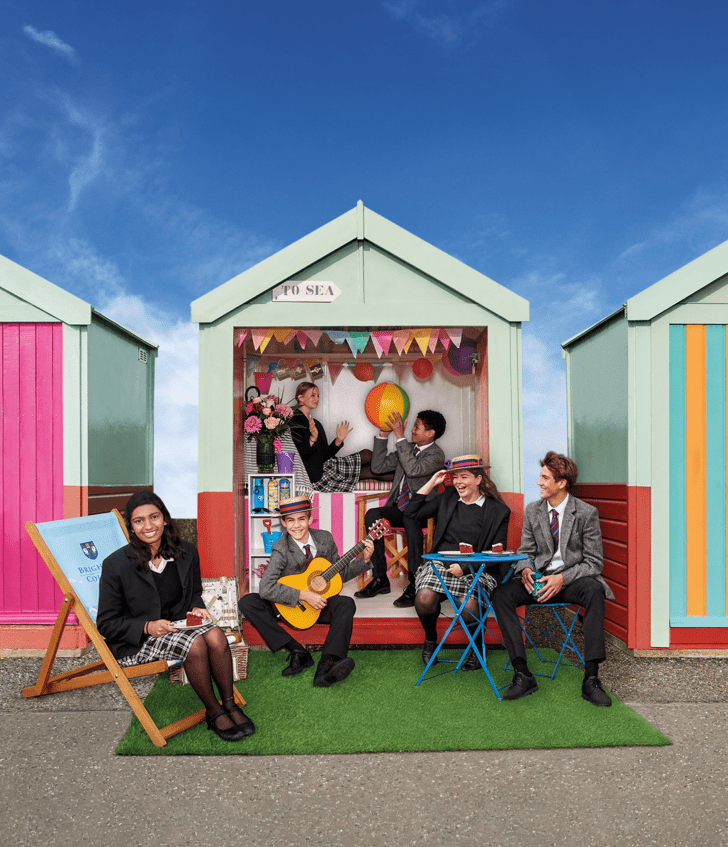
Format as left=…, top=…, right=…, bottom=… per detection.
left=238, top=496, right=374, bottom=687
left=404, top=455, right=510, bottom=667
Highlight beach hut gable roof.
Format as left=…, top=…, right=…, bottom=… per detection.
left=626, top=238, right=728, bottom=322
left=191, top=203, right=529, bottom=324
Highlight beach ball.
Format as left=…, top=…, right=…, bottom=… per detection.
left=353, top=362, right=375, bottom=382
left=365, top=383, right=410, bottom=431
left=412, top=358, right=433, bottom=380
left=442, top=338, right=478, bottom=376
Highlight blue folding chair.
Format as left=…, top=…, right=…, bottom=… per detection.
left=23, top=510, right=245, bottom=747
left=505, top=603, right=585, bottom=680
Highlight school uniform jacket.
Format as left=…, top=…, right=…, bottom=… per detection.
left=371, top=438, right=446, bottom=507
left=97, top=540, right=205, bottom=660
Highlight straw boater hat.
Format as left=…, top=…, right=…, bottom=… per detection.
left=277, top=495, right=318, bottom=517
left=447, top=455, right=488, bottom=473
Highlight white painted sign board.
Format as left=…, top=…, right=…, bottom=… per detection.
left=272, top=281, right=342, bottom=303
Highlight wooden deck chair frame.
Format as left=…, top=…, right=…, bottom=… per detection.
left=355, top=493, right=435, bottom=590
left=23, top=509, right=245, bottom=748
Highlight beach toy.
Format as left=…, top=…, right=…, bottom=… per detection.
left=365, top=383, right=410, bottom=431
left=262, top=530, right=283, bottom=553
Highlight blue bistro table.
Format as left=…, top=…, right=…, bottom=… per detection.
left=416, top=550, right=529, bottom=700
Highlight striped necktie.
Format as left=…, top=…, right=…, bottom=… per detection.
left=550, top=509, right=559, bottom=550
left=397, top=445, right=420, bottom=511
left=303, top=544, right=313, bottom=563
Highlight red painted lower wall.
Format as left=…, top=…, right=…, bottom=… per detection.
left=500, top=491, right=524, bottom=554
left=198, top=491, right=235, bottom=577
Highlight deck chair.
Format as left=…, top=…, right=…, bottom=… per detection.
left=23, top=510, right=245, bottom=748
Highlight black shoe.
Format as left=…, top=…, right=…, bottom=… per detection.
left=313, top=656, right=355, bottom=688
left=224, top=702, right=256, bottom=737
left=581, top=676, right=612, bottom=707
left=281, top=649, right=314, bottom=677
left=460, top=650, right=482, bottom=671
left=206, top=709, right=246, bottom=742
left=422, top=639, right=439, bottom=666
left=502, top=670, right=539, bottom=700
left=393, top=585, right=416, bottom=608
left=354, top=577, right=391, bottom=598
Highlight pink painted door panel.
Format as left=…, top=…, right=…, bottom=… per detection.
left=1, top=323, right=64, bottom=622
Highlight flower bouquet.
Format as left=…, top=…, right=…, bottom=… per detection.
left=243, top=394, right=295, bottom=472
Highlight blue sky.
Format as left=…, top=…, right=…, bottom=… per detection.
left=3, top=1, right=728, bottom=515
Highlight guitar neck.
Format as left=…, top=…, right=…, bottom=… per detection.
left=320, top=536, right=371, bottom=581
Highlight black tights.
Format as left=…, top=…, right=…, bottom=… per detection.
left=183, top=627, right=245, bottom=731
left=415, top=588, right=481, bottom=642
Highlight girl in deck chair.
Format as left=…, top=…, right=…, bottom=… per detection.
left=97, top=491, right=254, bottom=743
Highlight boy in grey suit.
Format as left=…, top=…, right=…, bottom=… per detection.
left=355, top=409, right=446, bottom=608
left=238, top=496, right=373, bottom=687
left=492, top=452, right=613, bottom=706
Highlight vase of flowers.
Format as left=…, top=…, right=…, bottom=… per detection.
left=244, top=394, right=295, bottom=473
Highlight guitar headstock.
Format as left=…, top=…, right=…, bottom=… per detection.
left=368, top=518, right=391, bottom=541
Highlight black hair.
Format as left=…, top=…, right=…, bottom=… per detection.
left=124, top=490, right=184, bottom=571
left=416, top=409, right=446, bottom=441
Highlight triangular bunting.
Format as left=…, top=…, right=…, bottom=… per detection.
left=296, top=330, right=308, bottom=349
left=325, top=330, right=347, bottom=345
left=283, top=330, right=297, bottom=345
left=235, top=328, right=248, bottom=348
left=372, top=331, right=393, bottom=357
left=412, top=328, right=431, bottom=357
left=259, top=329, right=275, bottom=353
left=402, top=331, right=416, bottom=354
left=439, top=328, right=451, bottom=350
left=392, top=329, right=411, bottom=356
left=272, top=328, right=290, bottom=343
left=350, top=331, right=370, bottom=353
left=371, top=363, right=385, bottom=384
left=345, top=335, right=358, bottom=357
left=392, top=361, right=409, bottom=382
left=305, top=330, right=323, bottom=346
left=328, top=362, right=345, bottom=384
left=371, top=335, right=384, bottom=358
left=446, top=328, right=463, bottom=348
left=251, top=328, right=267, bottom=351
left=427, top=330, right=439, bottom=353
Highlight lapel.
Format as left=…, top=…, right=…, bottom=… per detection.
left=125, top=546, right=157, bottom=592
left=432, top=489, right=458, bottom=549
left=175, top=543, right=193, bottom=589
left=287, top=533, right=307, bottom=568
left=477, top=499, right=496, bottom=550
left=558, top=495, right=576, bottom=556
left=538, top=500, right=555, bottom=554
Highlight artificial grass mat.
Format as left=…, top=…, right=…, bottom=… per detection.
left=116, top=648, right=671, bottom=756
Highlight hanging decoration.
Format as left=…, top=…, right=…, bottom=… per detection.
left=275, top=360, right=291, bottom=380
left=371, top=331, right=394, bottom=357
left=446, top=328, right=463, bottom=348
left=306, top=359, right=324, bottom=380
left=442, top=337, right=478, bottom=375
left=412, top=358, right=433, bottom=379
left=328, top=362, right=345, bottom=384
left=392, top=329, right=411, bottom=355
left=305, top=330, right=323, bottom=346
left=251, top=328, right=268, bottom=351
left=290, top=361, right=307, bottom=380
left=371, top=362, right=385, bottom=383
left=254, top=371, right=273, bottom=393
left=272, top=328, right=291, bottom=343
left=266, top=361, right=278, bottom=373
left=365, top=383, right=410, bottom=431
left=296, top=330, right=308, bottom=349
left=235, top=328, right=248, bottom=347
left=412, top=328, right=431, bottom=357
left=246, top=354, right=261, bottom=376
left=353, top=362, right=375, bottom=381
left=428, top=330, right=439, bottom=353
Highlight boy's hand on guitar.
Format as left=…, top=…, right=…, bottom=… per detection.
left=299, top=590, right=327, bottom=610
left=362, top=538, right=374, bottom=563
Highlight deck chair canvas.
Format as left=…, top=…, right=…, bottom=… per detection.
left=23, top=509, right=245, bottom=748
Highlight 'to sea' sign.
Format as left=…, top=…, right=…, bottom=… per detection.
left=272, top=281, right=342, bottom=303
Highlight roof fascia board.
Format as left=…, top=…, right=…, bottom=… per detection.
left=562, top=306, right=626, bottom=349
left=191, top=207, right=358, bottom=324
left=0, top=252, right=91, bottom=325
left=626, top=238, right=728, bottom=322
left=91, top=308, right=159, bottom=349
left=363, top=207, right=529, bottom=322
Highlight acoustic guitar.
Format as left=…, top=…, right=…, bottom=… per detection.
left=274, top=519, right=391, bottom=629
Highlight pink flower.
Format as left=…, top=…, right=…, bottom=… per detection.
left=262, top=406, right=272, bottom=416
left=252, top=396, right=263, bottom=405
left=244, top=417, right=262, bottom=433
left=276, top=403, right=293, bottom=418
left=264, top=417, right=281, bottom=429
left=273, top=439, right=282, bottom=453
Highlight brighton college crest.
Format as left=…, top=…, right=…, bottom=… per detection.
left=80, top=542, right=98, bottom=560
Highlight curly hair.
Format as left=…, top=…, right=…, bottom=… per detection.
left=416, top=409, right=446, bottom=440
left=124, top=490, right=184, bottom=571
left=540, top=451, right=578, bottom=490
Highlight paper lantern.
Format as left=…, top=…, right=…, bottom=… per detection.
left=412, top=358, right=433, bottom=379
left=442, top=338, right=477, bottom=376
left=365, top=383, right=410, bottom=431
left=353, top=362, right=375, bottom=382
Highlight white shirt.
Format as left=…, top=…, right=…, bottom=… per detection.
left=459, top=494, right=486, bottom=508
left=148, top=556, right=172, bottom=575
left=544, top=493, right=569, bottom=573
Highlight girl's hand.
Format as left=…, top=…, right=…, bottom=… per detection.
left=447, top=564, right=464, bottom=578
left=335, top=421, right=352, bottom=445
left=191, top=607, right=213, bottom=621
left=418, top=469, right=448, bottom=495
left=147, top=619, right=175, bottom=638
left=309, top=417, right=318, bottom=444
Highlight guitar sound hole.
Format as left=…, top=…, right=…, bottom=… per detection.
left=308, top=573, right=327, bottom=593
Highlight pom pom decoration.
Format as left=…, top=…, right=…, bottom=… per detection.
left=442, top=338, right=478, bottom=376
left=365, top=382, right=410, bottom=431
left=412, top=358, right=433, bottom=379
left=353, top=362, right=375, bottom=381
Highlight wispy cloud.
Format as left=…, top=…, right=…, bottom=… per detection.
left=382, top=0, right=512, bottom=50
left=23, top=25, right=78, bottom=65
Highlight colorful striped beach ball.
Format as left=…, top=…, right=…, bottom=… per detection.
left=365, top=382, right=410, bottom=431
